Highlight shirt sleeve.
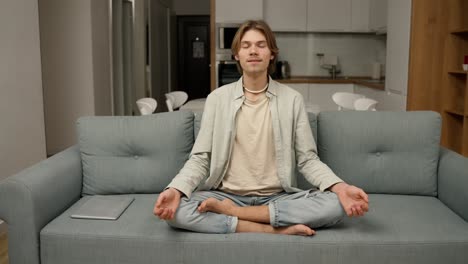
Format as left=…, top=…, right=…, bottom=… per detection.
left=166, top=93, right=218, bottom=198
left=293, top=94, right=344, bottom=191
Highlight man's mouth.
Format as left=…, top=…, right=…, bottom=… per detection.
left=247, top=58, right=262, bottom=63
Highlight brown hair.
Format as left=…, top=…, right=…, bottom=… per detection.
left=231, top=20, right=279, bottom=75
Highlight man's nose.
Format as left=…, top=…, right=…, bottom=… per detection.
left=249, top=45, right=258, bottom=55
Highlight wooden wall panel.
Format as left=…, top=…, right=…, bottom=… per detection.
left=407, top=0, right=448, bottom=112
left=407, top=0, right=468, bottom=156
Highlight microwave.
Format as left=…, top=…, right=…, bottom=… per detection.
left=216, top=23, right=240, bottom=54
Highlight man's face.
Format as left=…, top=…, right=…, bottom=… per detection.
left=234, top=29, right=274, bottom=76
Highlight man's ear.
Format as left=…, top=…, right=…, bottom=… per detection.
left=271, top=55, right=274, bottom=60
left=234, top=55, right=239, bottom=61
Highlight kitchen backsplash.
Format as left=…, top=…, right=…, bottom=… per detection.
left=275, top=32, right=387, bottom=77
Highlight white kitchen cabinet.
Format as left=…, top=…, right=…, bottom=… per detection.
left=385, top=0, right=411, bottom=96
left=288, top=84, right=310, bottom=100
left=263, top=0, right=307, bottom=31
left=307, top=0, right=351, bottom=32
left=288, top=84, right=322, bottom=114
left=370, top=0, right=388, bottom=32
left=215, top=0, right=263, bottom=23
left=351, top=0, right=370, bottom=32
left=222, top=0, right=382, bottom=33
left=354, top=85, right=407, bottom=111
left=353, top=84, right=382, bottom=102
left=308, top=84, right=354, bottom=111
left=288, top=83, right=357, bottom=112
left=288, top=83, right=352, bottom=111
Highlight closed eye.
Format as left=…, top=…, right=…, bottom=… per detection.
left=241, top=41, right=267, bottom=49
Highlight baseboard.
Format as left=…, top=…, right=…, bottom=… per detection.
left=0, top=219, right=5, bottom=235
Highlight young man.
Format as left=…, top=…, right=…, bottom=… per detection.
left=154, top=20, right=369, bottom=236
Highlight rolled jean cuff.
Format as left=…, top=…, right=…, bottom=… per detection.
left=268, top=202, right=279, bottom=227
left=227, top=216, right=239, bottom=233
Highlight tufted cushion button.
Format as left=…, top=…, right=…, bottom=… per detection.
left=134, top=155, right=139, bottom=160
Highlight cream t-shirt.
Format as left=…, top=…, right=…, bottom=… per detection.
left=219, top=93, right=283, bottom=196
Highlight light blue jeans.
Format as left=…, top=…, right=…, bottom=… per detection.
left=167, top=189, right=345, bottom=234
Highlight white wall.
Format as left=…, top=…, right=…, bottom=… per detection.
left=39, top=0, right=112, bottom=155
left=276, top=33, right=387, bottom=77
left=0, top=0, right=46, bottom=180
left=173, top=0, right=210, bottom=15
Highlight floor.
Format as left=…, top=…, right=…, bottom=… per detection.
left=0, top=231, right=8, bottom=264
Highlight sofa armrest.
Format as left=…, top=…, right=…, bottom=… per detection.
left=0, top=145, right=82, bottom=264
left=438, top=147, right=468, bottom=222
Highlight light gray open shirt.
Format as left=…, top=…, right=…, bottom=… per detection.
left=167, top=77, right=343, bottom=198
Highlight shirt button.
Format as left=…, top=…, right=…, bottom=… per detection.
left=134, top=155, right=139, bottom=159
left=375, top=152, right=381, bottom=157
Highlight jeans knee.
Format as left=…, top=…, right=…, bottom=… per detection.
left=321, top=195, right=345, bottom=227
left=163, top=198, right=236, bottom=234
left=164, top=199, right=196, bottom=229
left=164, top=210, right=186, bottom=229
left=302, top=192, right=345, bottom=228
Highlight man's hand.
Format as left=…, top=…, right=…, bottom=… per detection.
left=330, top=182, right=369, bottom=217
left=153, top=188, right=182, bottom=220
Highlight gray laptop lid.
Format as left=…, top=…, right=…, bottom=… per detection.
left=70, top=195, right=134, bottom=220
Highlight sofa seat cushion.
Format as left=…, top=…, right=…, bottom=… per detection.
left=41, top=194, right=468, bottom=264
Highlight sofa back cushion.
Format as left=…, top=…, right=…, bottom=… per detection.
left=317, top=111, right=440, bottom=196
left=77, top=111, right=194, bottom=195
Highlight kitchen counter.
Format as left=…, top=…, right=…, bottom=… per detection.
left=275, top=76, right=385, bottom=90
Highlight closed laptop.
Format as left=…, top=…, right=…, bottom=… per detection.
left=70, top=195, right=134, bottom=220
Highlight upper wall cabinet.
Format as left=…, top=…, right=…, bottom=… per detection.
left=264, top=0, right=307, bottom=31
left=307, top=0, right=352, bottom=32
left=369, top=0, right=388, bottom=32
left=306, top=0, right=371, bottom=32
left=216, top=0, right=384, bottom=33
left=215, top=0, right=263, bottom=23
left=351, top=0, right=371, bottom=32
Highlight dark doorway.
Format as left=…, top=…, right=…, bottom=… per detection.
left=177, top=16, right=211, bottom=100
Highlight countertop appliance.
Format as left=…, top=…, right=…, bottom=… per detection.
left=216, top=23, right=241, bottom=54
left=274, top=61, right=290, bottom=79
left=217, top=60, right=241, bottom=87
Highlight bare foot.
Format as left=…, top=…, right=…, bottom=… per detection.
left=198, top=198, right=237, bottom=215
left=275, top=224, right=315, bottom=236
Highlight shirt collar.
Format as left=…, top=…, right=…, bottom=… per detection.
left=233, top=76, right=278, bottom=100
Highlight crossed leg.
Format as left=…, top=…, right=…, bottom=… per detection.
left=198, top=198, right=315, bottom=236
left=167, top=190, right=343, bottom=236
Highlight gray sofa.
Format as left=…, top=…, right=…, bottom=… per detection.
left=1, top=110, right=468, bottom=264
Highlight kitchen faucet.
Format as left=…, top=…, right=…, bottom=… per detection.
left=329, top=65, right=341, bottom=79
left=316, top=53, right=341, bottom=79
